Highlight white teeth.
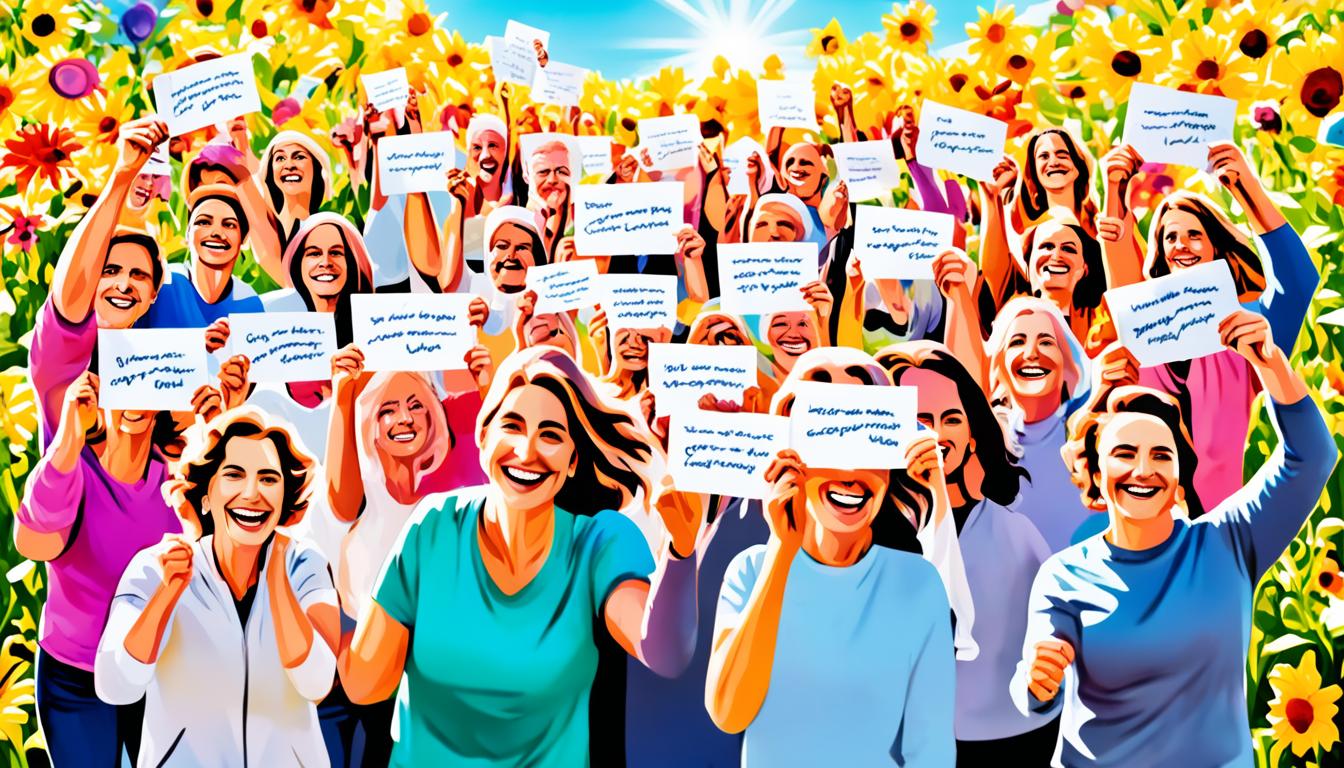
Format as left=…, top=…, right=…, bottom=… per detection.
left=503, top=466, right=545, bottom=484
left=228, top=508, right=269, bottom=526
left=311, top=273, right=338, bottom=282
left=389, top=431, right=416, bottom=442
left=825, top=490, right=866, bottom=509
left=281, top=174, right=303, bottom=183
left=779, top=340, right=809, bottom=354
left=106, top=297, right=135, bottom=309
left=1017, top=366, right=1048, bottom=377
left=1120, top=484, right=1159, bottom=498
left=1044, top=264, right=1069, bottom=275
left=203, top=240, right=230, bottom=251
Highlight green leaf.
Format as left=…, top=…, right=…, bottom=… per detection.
left=1289, top=135, right=1317, bottom=154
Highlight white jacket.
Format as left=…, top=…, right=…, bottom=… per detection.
left=95, top=536, right=337, bottom=767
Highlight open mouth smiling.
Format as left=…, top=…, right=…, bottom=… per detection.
left=1170, top=251, right=1201, bottom=268
left=309, top=270, right=340, bottom=283
left=201, top=238, right=233, bottom=254
left=1119, top=483, right=1161, bottom=499
left=280, top=172, right=304, bottom=184
left=1041, top=262, right=1071, bottom=276
left=105, top=295, right=138, bottom=310
left=495, top=259, right=524, bottom=273
left=1014, top=364, right=1052, bottom=380
left=226, top=506, right=271, bottom=532
left=501, top=464, right=551, bottom=489
left=821, top=481, right=872, bottom=517
left=388, top=427, right=417, bottom=443
left=777, top=338, right=810, bottom=355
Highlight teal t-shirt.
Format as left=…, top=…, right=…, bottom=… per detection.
left=374, top=487, right=656, bottom=767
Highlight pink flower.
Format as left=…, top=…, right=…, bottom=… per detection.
left=6, top=214, right=43, bottom=252
left=272, top=97, right=302, bottom=126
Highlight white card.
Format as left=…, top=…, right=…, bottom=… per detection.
left=639, top=114, right=700, bottom=171
left=377, top=132, right=456, bottom=194
left=351, top=293, right=475, bottom=371
left=488, top=21, right=551, bottom=86
left=227, top=312, right=336, bottom=383
left=1105, top=260, right=1242, bottom=367
left=97, top=328, right=210, bottom=410
left=852, top=206, right=956, bottom=281
left=532, top=61, right=586, bottom=107
left=1122, top=82, right=1237, bottom=167
left=717, top=242, right=814, bottom=316
left=144, top=139, right=171, bottom=177
left=600, top=274, right=678, bottom=330
left=790, top=382, right=917, bottom=470
left=649, top=343, right=757, bottom=415
left=505, top=19, right=550, bottom=47
left=757, top=79, right=818, bottom=130
left=915, top=100, right=1008, bottom=181
left=574, top=182, right=682, bottom=256
left=832, top=140, right=901, bottom=202
left=723, top=137, right=770, bottom=196
left=668, top=412, right=790, bottom=499
left=527, top=260, right=600, bottom=314
left=577, top=135, right=613, bottom=178
left=153, top=52, right=262, bottom=137
left=360, top=68, right=410, bottom=113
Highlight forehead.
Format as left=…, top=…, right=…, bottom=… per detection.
left=274, top=142, right=309, bottom=157
left=472, top=129, right=504, bottom=146
left=1035, top=222, right=1079, bottom=246
left=500, top=382, right=567, bottom=422
left=192, top=198, right=238, bottom=218
left=304, top=223, right=343, bottom=247
left=770, top=311, right=811, bottom=325
left=106, top=241, right=155, bottom=271
left=783, top=144, right=819, bottom=163
left=1098, top=412, right=1175, bottom=449
left=1007, top=310, right=1056, bottom=338
left=758, top=202, right=802, bottom=226
left=221, top=434, right=281, bottom=469
left=530, top=147, right=571, bottom=169
left=1161, top=208, right=1204, bottom=229
left=1036, top=133, right=1069, bottom=153
left=380, top=373, right=431, bottom=403
left=491, top=222, right=533, bottom=246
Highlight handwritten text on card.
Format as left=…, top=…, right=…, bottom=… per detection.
left=153, top=53, right=262, bottom=136
left=228, top=312, right=336, bottom=383
left=351, top=294, right=474, bottom=371
left=574, top=182, right=682, bottom=256
left=1106, top=260, right=1242, bottom=367
left=717, top=243, right=814, bottom=316
left=832, top=140, right=901, bottom=202
left=639, top=114, right=700, bottom=171
left=649, top=343, right=757, bottom=415
left=668, top=412, right=790, bottom=499
left=757, top=80, right=818, bottom=130
left=527, top=260, right=600, bottom=314
left=914, top=101, right=1008, bottom=181
left=98, top=329, right=210, bottom=410
left=790, top=382, right=917, bottom=470
left=1122, top=83, right=1237, bottom=167
left=377, top=132, right=456, bottom=194
left=360, top=68, right=410, bottom=113
left=853, top=207, right=955, bottom=281
left=600, top=274, right=678, bottom=330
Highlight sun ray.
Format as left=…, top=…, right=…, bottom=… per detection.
left=629, top=0, right=809, bottom=78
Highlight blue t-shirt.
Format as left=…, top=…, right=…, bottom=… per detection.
left=139, top=263, right=262, bottom=328
left=374, top=488, right=656, bottom=767
left=717, top=544, right=956, bottom=766
left=1013, top=397, right=1337, bottom=767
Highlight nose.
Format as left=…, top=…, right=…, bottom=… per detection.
left=1133, top=453, right=1156, bottom=479
left=1024, top=339, right=1040, bottom=361
left=395, top=404, right=414, bottom=425
left=240, top=473, right=262, bottom=502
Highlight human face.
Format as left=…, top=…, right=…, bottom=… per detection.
left=207, top=436, right=286, bottom=546
left=905, top=368, right=973, bottom=475
left=613, top=329, right=654, bottom=372
left=1159, top=209, right=1214, bottom=270
left=271, top=142, right=314, bottom=196
left=189, top=199, right=243, bottom=269
left=488, top=222, right=536, bottom=293
left=1001, top=312, right=1065, bottom=402
left=751, top=202, right=805, bottom=242
left=471, top=129, right=506, bottom=183
left=1033, top=133, right=1078, bottom=194
left=529, top=147, right=572, bottom=208
left=802, top=465, right=888, bottom=535
left=781, top=144, right=822, bottom=199
left=482, top=383, right=575, bottom=513
left=1096, top=412, right=1180, bottom=521
left=110, top=409, right=155, bottom=436
left=1029, top=222, right=1086, bottom=298
left=97, top=242, right=157, bottom=328
left=524, top=314, right=577, bottom=358
left=299, top=223, right=348, bottom=301
left=697, top=317, right=748, bottom=346
left=767, top=312, right=819, bottom=366
left=129, top=173, right=155, bottom=209
left=373, top=375, right=434, bottom=459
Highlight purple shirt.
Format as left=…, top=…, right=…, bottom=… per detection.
left=31, top=300, right=97, bottom=444
left=19, top=448, right=181, bottom=671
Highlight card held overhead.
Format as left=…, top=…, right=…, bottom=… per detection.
left=527, top=260, right=600, bottom=314
left=649, top=343, right=757, bottom=415
left=1105, top=259, right=1242, bottom=368
left=852, top=206, right=955, bottom=281
left=832, top=140, right=901, bottom=202
left=351, top=293, right=475, bottom=372
left=488, top=21, right=551, bottom=86
left=1122, top=82, right=1237, bottom=167
left=668, top=412, right=790, bottom=499
left=717, top=243, right=813, bottom=316
left=914, top=101, right=1007, bottom=181
left=790, top=382, right=917, bottom=470
left=600, top=274, right=677, bottom=330
left=533, top=61, right=587, bottom=107
left=723, top=138, right=771, bottom=196
left=577, top=135, right=613, bottom=178
left=228, top=312, right=336, bottom=383
left=360, top=68, right=410, bottom=113
left=98, top=328, right=210, bottom=410
left=574, top=182, right=681, bottom=256
left=638, top=114, right=700, bottom=171
left=377, top=132, right=456, bottom=194
left=153, top=52, right=262, bottom=136
left=757, top=79, right=818, bottom=130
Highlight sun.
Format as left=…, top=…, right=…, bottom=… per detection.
left=622, top=0, right=809, bottom=78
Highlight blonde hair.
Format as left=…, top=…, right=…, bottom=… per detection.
left=355, top=371, right=451, bottom=498
left=986, top=296, right=1086, bottom=409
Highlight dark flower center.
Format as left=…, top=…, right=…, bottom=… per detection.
left=407, top=12, right=431, bottom=36
left=949, top=73, right=968, bottom=91
left=1286, top=698, right=1314, bottom=735
left=620, top=117, right=637, bottom=131
left=1320, top=572, right=1338, bottom=589
left=252, top=20, right=267, bottom=37
left=81, top=193, right=98, bottom=207
left=1008, top=54, right=1028, bottom=71
left=1196, top=60, right=1221, bottom=81
left=32, top=13, right=56, bottom=37
left=900, top=22, right=918, bottom=40
left=1239, top=29, right=1268, bottom=59
left=195, top=0, right=213, bottom=17
left=986, top=23, right=1005, bottom=44
left=1066, top=85, right=1086, bottom=99
left=98, top=116, right=117, bottom=133
left=447, top=53, right=463, bottom=67
left=820, top=35, right=837, bottom=54
left=0, top=86, right=12, bottom=112
left=1111, top=51, right=1142, bottom=78
left=1302, top=67, right=1343, bottom=118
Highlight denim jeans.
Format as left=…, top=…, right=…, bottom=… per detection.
left=35, top=649, right=143, bottom=768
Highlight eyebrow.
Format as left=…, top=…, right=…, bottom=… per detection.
left=221, top=463, right=246, bottom=473
left=1110, top=443, right=1137, bottom=453
left=539, top=419, right=568, bottom=432
left=941, top=408, right=965, bottom=419
left=257, top=469, right=283, bottom=479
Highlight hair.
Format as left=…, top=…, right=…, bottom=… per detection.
left=986, top=296, right=1086, bottom=410
left=284, top=216, right=373, bottom=347
left=478, top=347, right=654, bottom=514
left=1020, top=128, right=1096, bottom=225
left=185, top=145, right=247, bottom=194
left=107, top=231, right=166, bottom=290
left=877, top=341, right=1028, bottom=510
left=263, top=137, right=329, bottom=213
left=1064, top=385, right=1204, bottom=518
left=1023, top=219, right=1106, bottom=311
left=1145, top=191, right=1266, bottom=300
left=356, top=371, right=453, bottom=498
left=190, top=193, right=251, bottom=243
left=176, top=407, right=315, bottom=538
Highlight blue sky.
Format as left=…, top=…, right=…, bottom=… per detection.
left=434, top=1, right=992, bottom=82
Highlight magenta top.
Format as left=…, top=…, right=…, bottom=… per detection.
left=427, top=388, right=488, bottom=492
left=31, top=300, right=97, bottom=444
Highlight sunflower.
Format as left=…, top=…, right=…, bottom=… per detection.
left=1266, top=650, right=1341, bottom=763
left=0, top=122, right=82, bottom=192
left=806, top=18, right=846, bottom=58
left=16, top=0, right=81, bottom=54
left=965, top=5, right=1032, bottom=66
left=881, top=0, right=936, bottom=53
left=1311, top=546, right=1344, bottom=597
left=0, top=636, right=36, bottom=751
left=1162, top=23, right=1260, bottom=99
left=74, top=86, right=134, bottom=145
left=0, top=66, right=27, bottom=128
left=1279, top=30, right=1344, bottom=136
left=179, top=0, right=230, bottom=25
left=646, top=67, right=692, bottom=117
left=15, top=49, right=104, bottom=127
left=1311, top=148, right=1344, bottom=207
left=1074, top=7, right=1170, bottom=105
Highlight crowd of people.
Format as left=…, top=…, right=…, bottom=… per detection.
left=17, top=39, right=1338, bottom=768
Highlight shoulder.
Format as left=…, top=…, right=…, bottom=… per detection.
left=401, top=489, right=481, bottom=545
left=230, top=280, right=260, bottom=301
left=872, top=546, right=946, bottom=598
left=283, top=535, right=331, bottom=574
left=575, top=509, right=651, bottom=552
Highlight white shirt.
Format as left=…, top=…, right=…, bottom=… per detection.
left=95, top=536, right=337, bottom=767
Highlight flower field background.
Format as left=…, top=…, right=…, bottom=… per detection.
left=0, top=0, right=1343, bottom=764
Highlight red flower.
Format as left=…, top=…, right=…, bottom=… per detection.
left=5, top=214, right=42, bottom=252
left=1, top=123, right=83, bottom=192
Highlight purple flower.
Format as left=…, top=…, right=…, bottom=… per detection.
left=121, top=2, right=158, bottom=44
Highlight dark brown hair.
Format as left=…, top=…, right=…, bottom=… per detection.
left=1145, top=191, right=1265, bottom=300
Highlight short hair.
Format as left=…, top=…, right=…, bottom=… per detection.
left=107, top=231, right=165, bottom=290
left=177, top=407, right=315, bottom=537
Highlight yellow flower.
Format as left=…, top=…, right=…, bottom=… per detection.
left=646, top=67, right=692, bottom=117
left=16, top=0, right=81, bottom=54
left=806, top=18, right=846, bottom=58
left=0, top=370, right=37, bottom=459
left=1074, top=7, right=1171, bottom=105
left=965, top=5, right=1032, bottom=66
left=881, top=0, right=936, bottom=53
left=0, top=65, right=30, bottom=128
left=0, top=635, right=36, bottom=750
left=179, top=0, right=230, bottom=25
left=13, top=49, right=103, bottom=127
left=1310, top=545, right=1344, bottom=597
left=1266, top=649, right=1341, bottom=762
left=74, top=87, right=134, bottom=146
left=1161, top=21, right=1259, bottom=100
left=1278, top=30, right=1344, bottom=137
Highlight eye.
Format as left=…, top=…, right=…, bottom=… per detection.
left=917, top=415, right=934, bottom=428
left=409, top=401, right=424, bottom=411
left=260, top=475, right=280, bottom=486
left=1113, top=448, right=1136, bottom=461
left=193, top=216, right=210, bottom=227
left=1153, top=450, right=1174, bottom=462
left=377, top=408, right=394, bottom=420
left=1039, top=337, right=1056, bottom=348
left=540, top=429, right=565, bottom=444
left=944, top=415, right=964, bottom=426
left=1007, top=336, right=1025, bottom=348
left=222, top=469, right=244, bottom=480
left=102, top=265, right=117, bottom=276
left=500, top=420, right=523, bottom=433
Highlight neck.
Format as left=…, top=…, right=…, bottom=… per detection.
left=1105, top=509, right=1176, bottom=551
left=281, top=191, right=311, bottom=221
left=945, top=456, right=984, bottom=508
left=192, top=256, right=235, bottom=304
left=311, top=293, right=339, bottom=313
left=1016, top=391, right=1059, bottom=424
left=379, top=450, right=424, bottom=505
left=803, top=523, right=871, bottom=567
left=101, top=425, right=154, bottom=484
left=213, top=532, right=264, bottom=601
left=1046, top=186, right=1075, bottom=210
left=480, top=175, right=502, bottom=199
left=481, top=491, right=554, bottom=569
left=1042, top=288, right=1072, bottom=315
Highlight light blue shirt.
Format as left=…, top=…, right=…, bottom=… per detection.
left=1013, top=396, right=1337, bottom=767
left=1011, top=408, right=1103, bottom=553
left=717, top=544, right=956, bottom=767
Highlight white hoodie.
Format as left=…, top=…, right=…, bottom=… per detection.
left=95, top=536, right=336, bottom=767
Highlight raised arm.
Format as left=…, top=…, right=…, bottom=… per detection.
left=978, top=157, right=1024, bottom=309
left=325, top=345, right=368, bottom=523
left=933, top=249, right=989, bottom=392
left=268, top=535, right=339, bottom=701
left=15, top=371, right=100, bottom=560
left=1095, top=144, right=1145, bottom=290
left=226, top=117, right=286, bottom=284
left=1010, top=563, right=1077, bottom=718
left=52, top=118, right=165, bottom=323
left=95, top=537, right=194, bottom=704
left=831, top=84, right=858, bottom=143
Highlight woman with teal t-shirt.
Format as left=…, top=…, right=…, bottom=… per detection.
left=337, top=346, right=704, bottom=766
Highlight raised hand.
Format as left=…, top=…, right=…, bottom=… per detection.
left=446, top=168, right=471, bottom=202
left=330, top=344, right=367, bottom=397
left=1096, top=341, right=1140, bottom=389
left=746, top=151, right=764, bottom=188
left=464, top=344, right=495, bottom=392
left=468, top=296, right=490, bottom=329
left=152, top=533, right=196, bottom=598
left=763, top=450, right=807, bottom=552
left=553, top=236, right=577, bottom=263
left=204, top=317, right=230, bottom=354
left=1208, top=141, right=1254, bottom=191
left=64, top=371, right=100, bottom=435
left=533, top=39, right=549, bottom=67
left=1027, top=638, right=1075, bottom=703
left=982, top=156, right=1018, bottom=201
left=217, top=354, right=250, bottom=411
left=615, top=153, right=639, bottom=183
left=653, top=475, right=704, bottom=558
left=1220, top=309, right=1277, bottom=370
left=903, top=434, right=944, bottom=489
left=676, top=227, right=709, bottom=303
left=1102, top=143, right=1142, bottom=220
left=932, top=247, right=978, bottom=299
left=800, top=280, right=833, bottom=318
left=116, top=117, right=169, bottom=176
left=191, top=384, right=224, bottom=424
